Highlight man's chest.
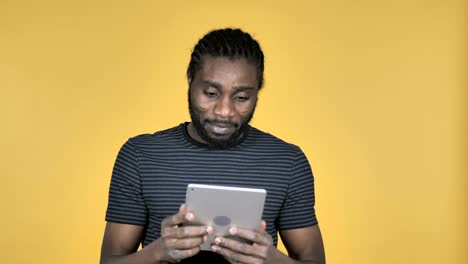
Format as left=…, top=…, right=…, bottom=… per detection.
left=138, top=154, right=291, bottom=225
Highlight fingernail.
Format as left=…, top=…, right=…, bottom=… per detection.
left=211, top=245, right=218, bottom=252
left=214, top=237, right=221, bottom=244
left=229, top=227, right=236, bottom=235
left=206, top=226, right=213, bottom=234
left=186, top=213, right=194, bottom=221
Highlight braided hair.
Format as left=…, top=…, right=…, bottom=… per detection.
left=187, top=28, right=265, bottom=89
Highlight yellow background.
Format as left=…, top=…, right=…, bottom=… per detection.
left=1, top=0, right=466, bottom=263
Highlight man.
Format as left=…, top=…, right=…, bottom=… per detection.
left=101, top=28, right=325, bottom=264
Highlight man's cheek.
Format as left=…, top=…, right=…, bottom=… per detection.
left=238, top=109, right=253, bottom=119
left=196, top=104, right=210, bottom=113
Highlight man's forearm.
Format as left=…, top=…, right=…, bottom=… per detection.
left=272, top=248, right=325, bottom=264
left=101, top=240, right=166, bottom=264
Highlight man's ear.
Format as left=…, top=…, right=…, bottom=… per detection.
left=186, top=71, right=192, bottom=86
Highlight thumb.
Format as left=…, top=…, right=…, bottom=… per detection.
left=258, top=220, right=267, bottom=235
left=179, top=203, right=195, bottom=222
left=179, top=203, right=186, bottom=215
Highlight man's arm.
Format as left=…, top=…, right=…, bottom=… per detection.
left=100, top=204, right=212, bottom=264
left=279, top=224, right=325, bottom=264
left=100, top=222, right=162, bottom=264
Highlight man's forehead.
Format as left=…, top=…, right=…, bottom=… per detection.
left=200, top=55, right=253, bottom=68
left=198, top=55, right=258, bottom=81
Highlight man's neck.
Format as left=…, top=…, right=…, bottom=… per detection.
left=187, top=122, right=208, bottom=144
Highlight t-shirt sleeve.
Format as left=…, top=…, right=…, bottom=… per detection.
left=105, top=139, right=148, bottom=226
left=277, top=147, right=318, bottom=230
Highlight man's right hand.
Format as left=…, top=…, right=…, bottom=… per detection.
left=155, top=204, right=213, bottom=263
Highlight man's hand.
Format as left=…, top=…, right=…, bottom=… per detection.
left=210, top=220, right=280, bottom=264
left=156, top=204, right=213, bottom=263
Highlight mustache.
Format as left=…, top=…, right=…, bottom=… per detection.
left=206, top=119, right=239, bottom=128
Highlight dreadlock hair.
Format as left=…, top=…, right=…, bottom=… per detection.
left=187, top=28, right=265, bottom=89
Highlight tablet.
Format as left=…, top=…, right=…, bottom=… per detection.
left=185, top=184, right=267, bottom=250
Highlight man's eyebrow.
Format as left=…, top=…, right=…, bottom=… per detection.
left=203, top=80, right=256, bottom=92
left=202, top=80, right=222, bottom=89
left=233, top=86, right=255, bottom=92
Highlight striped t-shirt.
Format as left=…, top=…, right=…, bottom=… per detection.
left=105, top=122, right=318, bottom=252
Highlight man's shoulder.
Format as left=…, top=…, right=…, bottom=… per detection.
left=246, top=126, right=301, bottom=153
left=126, top=123, right=186, bottom=148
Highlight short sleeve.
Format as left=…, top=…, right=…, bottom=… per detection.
left=277, top=147, right=318, bottom=230
left=105, top=139, right=148, bottom=226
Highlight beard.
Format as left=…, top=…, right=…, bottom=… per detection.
left=188, top=92, right=256, bottom=149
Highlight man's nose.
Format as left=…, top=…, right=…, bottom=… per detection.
left=213, top=96, right=234, bottom=118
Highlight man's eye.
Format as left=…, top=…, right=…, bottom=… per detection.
left=204, top=91, right=218, bottom=98
left=236, top=96, right=250, bottom=102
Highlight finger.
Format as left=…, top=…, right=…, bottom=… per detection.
left=163, top=226, right=211, bottom=239
left=228, top=226, right=271, bottom=246
left=258, top=220, right=267, bottom=235
left=168, top=247, right=201, bottom=262
left=162, top=210, right=189, bottom=228
left=173, top=236, right=206, bottom=250
left=213, top=236, right=265, bottom=259
left=162, top=213, right=185, bottom=228
left=179, top=203, right=186, bottom=214
left=180, top=203, right=196, bottom=222
left=162, top=204, right=192, bottom=228
left=212, top=244, right=260, bottom=264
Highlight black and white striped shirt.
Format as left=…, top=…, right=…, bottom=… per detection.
left=106, top=122, right=318, bottom=250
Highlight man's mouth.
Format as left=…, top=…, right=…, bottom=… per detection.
left=207, top=121, right=236, bottom=135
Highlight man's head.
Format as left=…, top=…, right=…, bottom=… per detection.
left=187, top=28, right=265, bottom=148
left=187, top=28, right=264, bottom=90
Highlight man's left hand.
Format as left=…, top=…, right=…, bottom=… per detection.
left=211, top=220, right=280, bottom=264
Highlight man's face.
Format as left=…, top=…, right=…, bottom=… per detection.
left=188, top=55, right=259, bottom=148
